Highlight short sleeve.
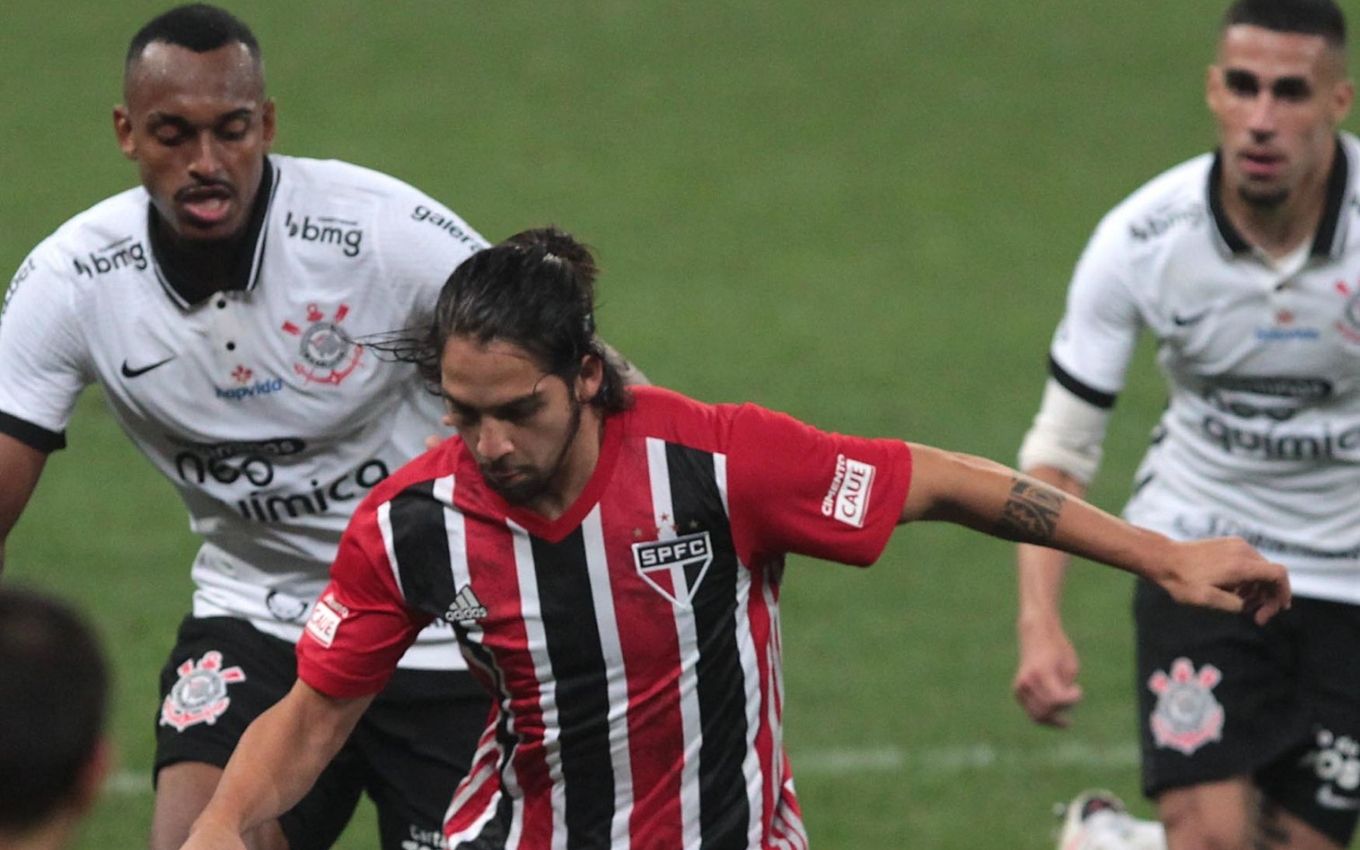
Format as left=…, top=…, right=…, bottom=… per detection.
left=725, top=404, right=912, bottom=568
left=296, top=506, right=432, bottom=698
left=1048, top=213, right=1145, bottom=406
left=0, top=247, right=92, bottom=450
left=376, top=191, right=488, bottom=327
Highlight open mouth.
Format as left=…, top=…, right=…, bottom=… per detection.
left=175, top=185, right=236, bottom=228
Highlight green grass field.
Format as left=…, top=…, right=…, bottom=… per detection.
left=0, top=1, right=1304, bottom=847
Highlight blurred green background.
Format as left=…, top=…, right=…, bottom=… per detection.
left=0, top=1, right=1279, bottom=847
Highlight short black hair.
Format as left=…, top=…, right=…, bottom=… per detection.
left=0, top=587, right=109, bottom=833
left=126, top=3, right=261, bottom=68
left=1223, top=0, right=1346, bottom=49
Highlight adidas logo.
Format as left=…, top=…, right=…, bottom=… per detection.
left=442, top=585, right=488, bottom=625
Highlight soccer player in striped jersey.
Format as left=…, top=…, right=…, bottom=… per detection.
left=182, top=228, right=1289, bottom=850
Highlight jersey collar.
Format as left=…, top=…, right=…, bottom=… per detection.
left=146, top=156, right=280, bottom=310
left=1207, top=136, right=1349, bottom=260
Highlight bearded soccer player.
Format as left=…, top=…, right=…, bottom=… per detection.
left=1009, top=1, right=1360, bottom=849
left=0, top=5, right=500, bottom=850
left=180, top=227, right=1288, bottom=850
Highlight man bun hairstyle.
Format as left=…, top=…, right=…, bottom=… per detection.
left=126, top=3, right=261, bottom=68
left=432, top=227, right=630, bottom=412
left=1223, top=0, right=1346, bottom=49
left=373, top=227, right=630, bottom=413
left=0, top=587, right=109, bottom=833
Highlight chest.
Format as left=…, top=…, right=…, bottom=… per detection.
left=87, top=250, right=417, bottom=443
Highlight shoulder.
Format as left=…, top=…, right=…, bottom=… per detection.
left=7, top=186, right=149, bottom=298
left=273, top=154, right=483, bottom=247
left=621, top=386, right=814, bottom=455
left=1093, top=153, right=1214, bottom=250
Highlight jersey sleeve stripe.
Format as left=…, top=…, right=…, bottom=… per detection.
left=0, top=411, right=66, bottom=453
left=1049, top=355, right=1118, bottom=410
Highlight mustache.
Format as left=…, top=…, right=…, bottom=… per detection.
left=174, top=180, right=234, bottom=201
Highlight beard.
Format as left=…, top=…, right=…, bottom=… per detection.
left=1238, top=183, right=1290, bottom=210
left=481, top=396, right=584, bottom=506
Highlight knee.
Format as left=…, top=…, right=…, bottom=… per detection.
left=1160, top=796, right=1251, bottom=850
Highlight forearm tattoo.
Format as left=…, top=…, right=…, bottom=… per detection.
left=995, top=478, right=1065, bottom=543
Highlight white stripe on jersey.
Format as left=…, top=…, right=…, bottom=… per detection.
left=580, top=507, right=636, bottom=848
left=645, top=436, right=704, bottom=850
left=510, top=518, right=570, bottom=850
left=445, top=725, right=505, bottom=845
left=717, top=451, right=766, bottom=849
left=377, top=501, right=404, bottom=600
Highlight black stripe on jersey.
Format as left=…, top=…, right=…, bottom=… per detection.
left=1049, top=355, right=1117, bottom=410
left=1207, top=153, right=1252, bottom=256
left=530, top=529, right=614, bottom=848
left=0, top=411, right=66, bottom=453
left=387, top=480, right=458, bottom=619
left=665, top=442, right=750, bottom=850
left=1313, top=138, right=1348, bottom=258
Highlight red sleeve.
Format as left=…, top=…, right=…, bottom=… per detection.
left=726, top=403, right=912, bottom=567
left=296, top=506, right=431, bottom=699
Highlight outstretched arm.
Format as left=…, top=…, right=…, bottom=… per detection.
left=900, top=444, right=1289, bottom=623
left=180, top=680, right=373, bottom=849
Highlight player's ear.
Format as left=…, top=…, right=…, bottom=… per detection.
left=114, top=106, right=136, bottom=160
left=575, top=354, right=603, bottom=403
left=262, top=98, right=277, bottom=148
left=73, top=737, right=114, bottom=813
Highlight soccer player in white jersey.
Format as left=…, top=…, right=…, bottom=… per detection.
left=0, top=6, right=503, bottom=850
left=1011, top=1, right=1359, bottom=848
left=177, top=227, right=1289, bottom=850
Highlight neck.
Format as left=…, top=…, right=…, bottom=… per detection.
left=527, top=406, right=604, bottom=521
left=1222, top=151, right=1334, bottom=259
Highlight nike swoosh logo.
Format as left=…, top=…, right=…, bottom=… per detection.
left=1172, top=309, right=1211, bottom=327
left=120, top=356, right=176, bottom=378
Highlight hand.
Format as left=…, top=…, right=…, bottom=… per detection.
left=1155, top=536, right=1291, bottom=625
left=1013, top=616, right=1083, bottom=727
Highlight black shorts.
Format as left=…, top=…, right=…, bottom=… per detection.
left=1135, top=581, right=1360, bottom=846
left=155, top=615, right=490, bottom=850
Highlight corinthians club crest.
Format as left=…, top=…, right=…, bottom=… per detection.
left=1148, top=657, right=1225, bottom=755
left=160, top=651, right=246, bottom=732
left=281, top=302, right=364, bottom=386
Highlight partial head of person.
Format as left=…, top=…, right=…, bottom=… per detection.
left=0, top=587, right=111, bottom=849
left=1208, top=0, right=1352, bottom=212
left=405, top=228, right=631, bottom=510
left=115, top=4, right=275, bottom=244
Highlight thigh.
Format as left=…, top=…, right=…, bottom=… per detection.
left=1134, top=580, right=1310, bottom=797
left=154, top=615, right=367, bottom=850
left=1255, top=598, right=1360, bottom=848
left=1158, top=779, right=1342, bottom=850
left=353, top=668, right=492, bottom=850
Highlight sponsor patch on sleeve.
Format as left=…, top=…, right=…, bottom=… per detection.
left=304, top=593, right=348, bottom=648
left=820, top=454, right=876, bottom=528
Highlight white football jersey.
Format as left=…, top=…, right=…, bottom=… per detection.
left=1048, top=132, right=1360, bottom=604
left=0, top=154, right=487, bottom=667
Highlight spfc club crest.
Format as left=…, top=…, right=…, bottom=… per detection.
left=1148, top=657, right=1225, bottom=755
left=160, top=651, right=246, bottom=732
left=632, top=530, right=713, bottom=607
left=281, top=302, right=364, bottom=385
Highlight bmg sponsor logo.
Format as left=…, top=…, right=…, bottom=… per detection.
left=285, top=211, right=363, bottom=257
left=72, top=237, right=148, bottom=278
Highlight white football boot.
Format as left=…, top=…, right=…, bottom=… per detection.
left=1055, top=789, right=1166, bottom=850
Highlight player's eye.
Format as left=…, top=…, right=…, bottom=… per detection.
left=1272, top=78, right=1312, bottom=102
left=217, top=117, right=251, bottom=141
left=1224, top=70, right=1260, bottom=97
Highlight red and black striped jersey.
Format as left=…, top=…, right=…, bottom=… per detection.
left=298, top=386, right=912, bottom=849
